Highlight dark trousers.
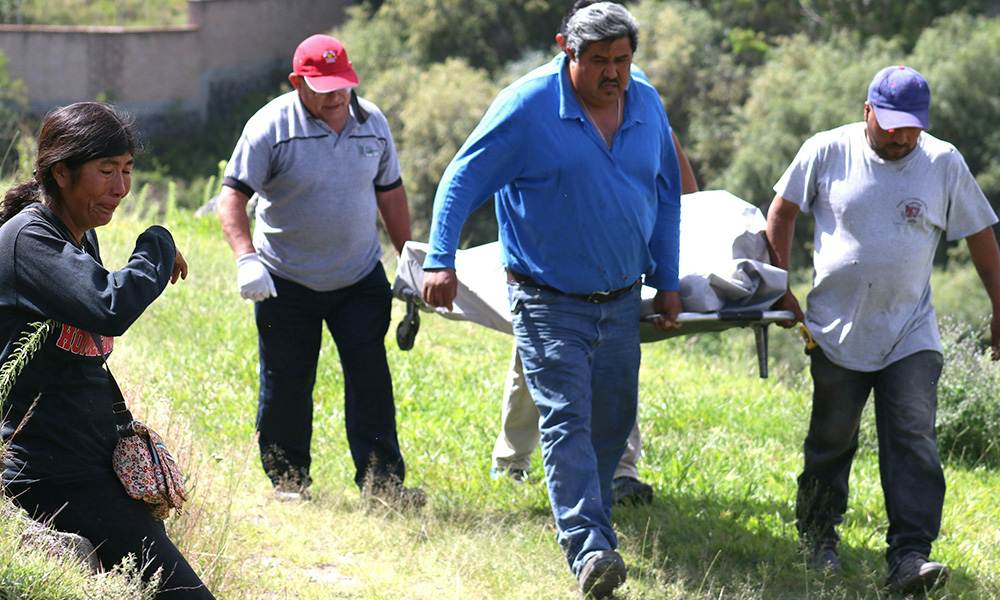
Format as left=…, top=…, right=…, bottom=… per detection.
left=254, top=262, right=405, bottom=490
left=797, top=347, right=945, bottom=566
left=6, top=478, right=215, bottom=599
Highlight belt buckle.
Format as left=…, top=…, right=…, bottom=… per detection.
left=586, top=290, right=612, bottom=303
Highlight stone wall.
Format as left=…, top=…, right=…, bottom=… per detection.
left=0, top=0, right=352, bottom=123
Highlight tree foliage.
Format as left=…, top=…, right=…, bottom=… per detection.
left=365, top=58, right=500, bottom=242
left=330, top=0, right=1000, bottom=261
left=631, top=1, right=752, bottom=187
left=910, top=13, right=1000, bottom=204
left=685, top=0, right=993, bottom=45
left=0, top=51, right=28, bottom=177
left=716, top=31, right=905, bottom=208
left=1, top=0, right=186, bottom=26
left=339, top=0, right=566, bottom=78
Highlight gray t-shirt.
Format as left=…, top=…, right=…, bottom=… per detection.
left=774, top=122, right=997, bottom=371
left=224, top=90, right=403, bottom=291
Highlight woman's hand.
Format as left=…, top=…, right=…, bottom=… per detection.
left=171, top=249, right=189, bottom=284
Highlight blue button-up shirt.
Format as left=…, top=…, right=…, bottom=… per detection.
left=424, top=54, right=681, bottom=295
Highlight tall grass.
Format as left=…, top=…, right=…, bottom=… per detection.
left=4, top=205, right=999, bottom=599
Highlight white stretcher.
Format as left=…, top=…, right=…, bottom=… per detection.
left=391, top=191, right=795, bottom=378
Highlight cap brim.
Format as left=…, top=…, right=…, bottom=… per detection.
left=303, top=73, right=359, bottom=94
left=872, top=105, right=929, bottom=130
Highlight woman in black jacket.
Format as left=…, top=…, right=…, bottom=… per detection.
left=0, top=102, right=214, bottom=599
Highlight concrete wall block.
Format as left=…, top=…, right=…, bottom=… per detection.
left=0, top=0, right=353, bottom=121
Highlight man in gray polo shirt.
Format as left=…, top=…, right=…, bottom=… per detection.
left=218, top=34, right=422, bottom=507
left=766, top=65, right=1000, bottom=594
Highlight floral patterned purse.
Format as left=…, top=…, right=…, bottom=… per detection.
left=92, top=334, right=188, bottom=520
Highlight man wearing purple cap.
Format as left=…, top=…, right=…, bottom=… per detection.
left=218, top=34, right=423, bottom=508
left=765, top=65, right=1000, bottom=593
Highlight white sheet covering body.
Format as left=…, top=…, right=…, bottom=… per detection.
left=393, top=190, right=790, bottom=340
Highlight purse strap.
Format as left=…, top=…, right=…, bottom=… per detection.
left=88, top=332, right=135, bottom=432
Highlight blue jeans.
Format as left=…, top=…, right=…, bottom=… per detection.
left=254, top=262, right=404, bottom=490
left=797, top=347, right=945, bottom=566
left=509, top=282, right=640, bottom=575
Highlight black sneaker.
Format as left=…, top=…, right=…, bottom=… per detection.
left=363, top=481, right=427, bottom=512
left=809, top=541, right=841, bottom=572
left=578, top=550, right=627, bottom=599
left=885, top=552, right=949, bottom=595
left=612, top=477, right=653, bottom=506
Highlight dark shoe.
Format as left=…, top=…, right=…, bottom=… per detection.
left=612, top=477, right=653, bottom=506
left=885, top=552, right=949, bottom=595
left=809, top=541, right=841, bottom=572
left=578, top=550, right=627, bottom=599
left=363, top=481, right=427, bottom=511
left=271, top=471, right=312, bottom=502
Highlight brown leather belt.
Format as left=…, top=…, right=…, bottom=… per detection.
left=506, top=268, right=639, bottom=304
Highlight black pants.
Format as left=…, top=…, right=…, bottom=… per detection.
left=6, top=477, right=215, bottom=599
left=254, top=262, right=405, bottom=490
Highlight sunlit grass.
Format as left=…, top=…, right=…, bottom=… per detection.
left=5, top=209, right=996, bottom=599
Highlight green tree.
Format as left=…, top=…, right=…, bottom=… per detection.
left=712, top=32, right=904, bottom=268
left=337, top=0, right=566, bottom=79
left=3, top=0, right=186, bottom=26
left=631, top=0, right=753, bottom=187
left=366, top=58, right=499, bottom=243
left=684, top=0, right=992, bottom=47
left=0, top=50, right=28, bottom=177
left=909, top=13, right=1000, bottom=209
left=716, top=31, right=904, bottom=208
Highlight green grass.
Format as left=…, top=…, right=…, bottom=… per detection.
left=5, top=207, right=1000, bottom=599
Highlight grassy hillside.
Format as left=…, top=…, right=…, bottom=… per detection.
left=5, top=0, right=186, bottom=27
left=4, top=207, right=999, bottom=599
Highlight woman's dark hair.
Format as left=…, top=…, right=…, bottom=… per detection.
left=0, top=102, right=138, bottom=226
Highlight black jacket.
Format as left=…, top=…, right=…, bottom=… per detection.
left=0, top=203, right=175, bottom=485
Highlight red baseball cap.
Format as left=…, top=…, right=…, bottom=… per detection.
left=292, top=34, right=359, bottom=93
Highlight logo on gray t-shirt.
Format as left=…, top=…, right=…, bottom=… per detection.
left=896, top=198, right=926, bottom=225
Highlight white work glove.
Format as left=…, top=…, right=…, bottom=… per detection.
left=235, top=253, right=277, bottom=301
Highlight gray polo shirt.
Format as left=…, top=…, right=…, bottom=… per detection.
left=224, top=90, right=403, bottom=291
left=775, top=122, right=997, bottom=371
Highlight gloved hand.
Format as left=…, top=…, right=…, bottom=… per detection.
left=235, top=253, right=277, bottom=301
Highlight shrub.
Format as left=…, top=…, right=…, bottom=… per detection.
left=936, top=315, right=1000, bottom=466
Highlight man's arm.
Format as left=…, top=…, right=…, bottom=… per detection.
left=218, top=186, right=254, bottom=258
left=673, top=131, right=698, bottom=195
left=376, top=184, right=412, bottom=256
left=765, top=194, right=805, bottom=326
left=218, top=184, right=276, bottom=301
left=965, top=226, right=1000, bottom=359
left=645, top=132, right=697, bottom=331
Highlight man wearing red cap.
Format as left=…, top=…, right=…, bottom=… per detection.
left=218, top=34, right=422, bottom=507
left=766, top=65, right=1000, bottom=593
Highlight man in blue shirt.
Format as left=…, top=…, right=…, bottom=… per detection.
left=422, top=4, right=682, bottom=597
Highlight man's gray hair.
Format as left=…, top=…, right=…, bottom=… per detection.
left=564, top=2, right=639, bottom=59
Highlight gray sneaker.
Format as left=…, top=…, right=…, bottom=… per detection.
left=885, top=552, right=949, bottom=595
left=490, top=466, right=528, bottom=485
left=578, top=550, right=627, bottom=599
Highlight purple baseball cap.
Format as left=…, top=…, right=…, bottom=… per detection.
left=867, top=65, right=930, bottom=130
